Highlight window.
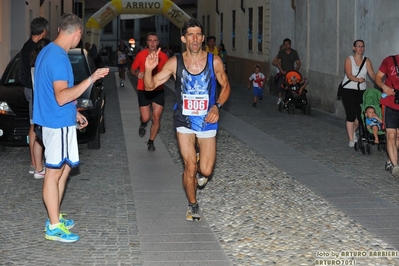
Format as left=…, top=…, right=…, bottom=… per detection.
left=74, top=2, right=82, bottom=18
left=258, top=7, right=263, bottom=52
left=248, top=8, right=253, bottom=51
left=232, top=10, right=235, bottom=49
left=104, top=21, right=113, bottom=34
left=220, top=13, right=223, bottom=43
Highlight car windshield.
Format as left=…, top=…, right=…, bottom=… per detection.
left=69, top=54, right=89, bottom=84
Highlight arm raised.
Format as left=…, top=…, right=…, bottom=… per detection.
left=144, top=48, right=175, bottom=91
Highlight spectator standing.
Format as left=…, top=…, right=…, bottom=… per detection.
left=204, top=35, right=218, bottom=55
left=376, top=53, right=399, bottom=176
left=29, top=38, right=51, bottom=179
left=130, top=32, right=168, bottom=151
left=277, top=38, right=301, bottom=105
left=33, top=13, right=109, bottom=242
left=19, top=17, right=49, bottom=178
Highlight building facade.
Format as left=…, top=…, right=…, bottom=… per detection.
left=0, top=0, right=73, bottom=74
left=197, top=0, right=399, bottom=115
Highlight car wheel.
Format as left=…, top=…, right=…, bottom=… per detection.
left=87, top=127, right=100, bottom=149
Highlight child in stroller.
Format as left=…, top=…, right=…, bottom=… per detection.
left=278, top=70, right=311, bottom=114
left=365, top=106, right=383, bottom=144
left=355, top=88, right=386, bottom=155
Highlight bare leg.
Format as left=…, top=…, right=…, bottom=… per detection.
left=386, top=128, right=398, bottom=166
left=372, top=126, right=379, bottom=143
left=176, top=132, right=197, bottom=204
left=197, top=136, right=216, bottom=179
left=149, top=102, right=163, bottom=141
left=28, top=125, right=36, bottom=166
left=33, top=140, right=44, bottom=171
left=43, top=166, right=68, bottom=225
left=346, top=120, right=359, bottom=142
left=139, top=105, right=151, bottom=124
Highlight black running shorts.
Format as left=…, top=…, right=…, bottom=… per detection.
left=137, top=90, right=165, bottom=107
left=384, top=106, right=399, bottom=129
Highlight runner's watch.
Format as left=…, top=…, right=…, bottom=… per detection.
left=214, top=103, right=222, bottom=110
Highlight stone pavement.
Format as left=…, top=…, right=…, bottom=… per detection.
left=1, top=68, right=399, bottom=265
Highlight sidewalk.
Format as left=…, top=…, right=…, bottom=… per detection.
left=118, top=74, right=231, bottom=266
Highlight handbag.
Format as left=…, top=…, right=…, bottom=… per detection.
left=337, top=57, right=367, bottom=100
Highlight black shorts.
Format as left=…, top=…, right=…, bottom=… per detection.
left=137, top=90, right=165, bottom=107
left=384, top=106, right=399, bottom=129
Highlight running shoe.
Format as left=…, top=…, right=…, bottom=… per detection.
left=45, top=223, right=79, bottom=243
left=34, top=168, right=45, bottom=179
left=385, top=161, right=394, bottom=172
left=197, top=173, right=208, bottom=188
left=29, top=165, right=35, bottom=175
left=348, top=140, right=355, bottom=148
left=252, top=102, right=257, bottom=108
left=147, top=140, right=156, bottom=151
left=186, top=202, right=201, bottom=222
left=138, top=123, right=147, bottom=137
left=392, top=165, right=399, bottom=178
left=45, top=214, right=75, bottom=230
left=277, top=98, right=282, bottom=105
left=120, top=80, right=124, bottom=87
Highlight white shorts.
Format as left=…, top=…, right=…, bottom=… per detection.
left=176, top=127, right=217, bottom=138
left=42, top=126, right=80, bottom=169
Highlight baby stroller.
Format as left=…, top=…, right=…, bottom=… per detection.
left=278, top=70, right=311, bottom=115
left=355, top=88, right=386, bottom=155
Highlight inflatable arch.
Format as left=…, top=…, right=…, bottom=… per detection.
left=85, top=0, right=191, bottom=47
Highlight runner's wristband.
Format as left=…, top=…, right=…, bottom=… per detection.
left=215, top=103, right=222, bottom=110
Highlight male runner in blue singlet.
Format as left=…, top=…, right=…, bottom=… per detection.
left=144, top=19, right=231, bottom=221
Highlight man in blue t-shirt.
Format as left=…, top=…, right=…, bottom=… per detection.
left=33, top=13, right=109, bottom=243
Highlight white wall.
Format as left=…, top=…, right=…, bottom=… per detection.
left=0, top=0, right=73, bottom=75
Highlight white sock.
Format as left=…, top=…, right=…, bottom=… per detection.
left=49, top=222, right=61, bottom=230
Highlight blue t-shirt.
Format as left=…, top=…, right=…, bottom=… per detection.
left=33, top=43, right=76, bottom=128
left=366, top=117, right=381, bottom=127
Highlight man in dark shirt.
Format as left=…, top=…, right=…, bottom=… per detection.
left=276, top=38, right=301, bottom=105
left=20, top=17, right=49, bottom=178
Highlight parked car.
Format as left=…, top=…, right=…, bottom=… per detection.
left=0, top=48, right=106, bottom=150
